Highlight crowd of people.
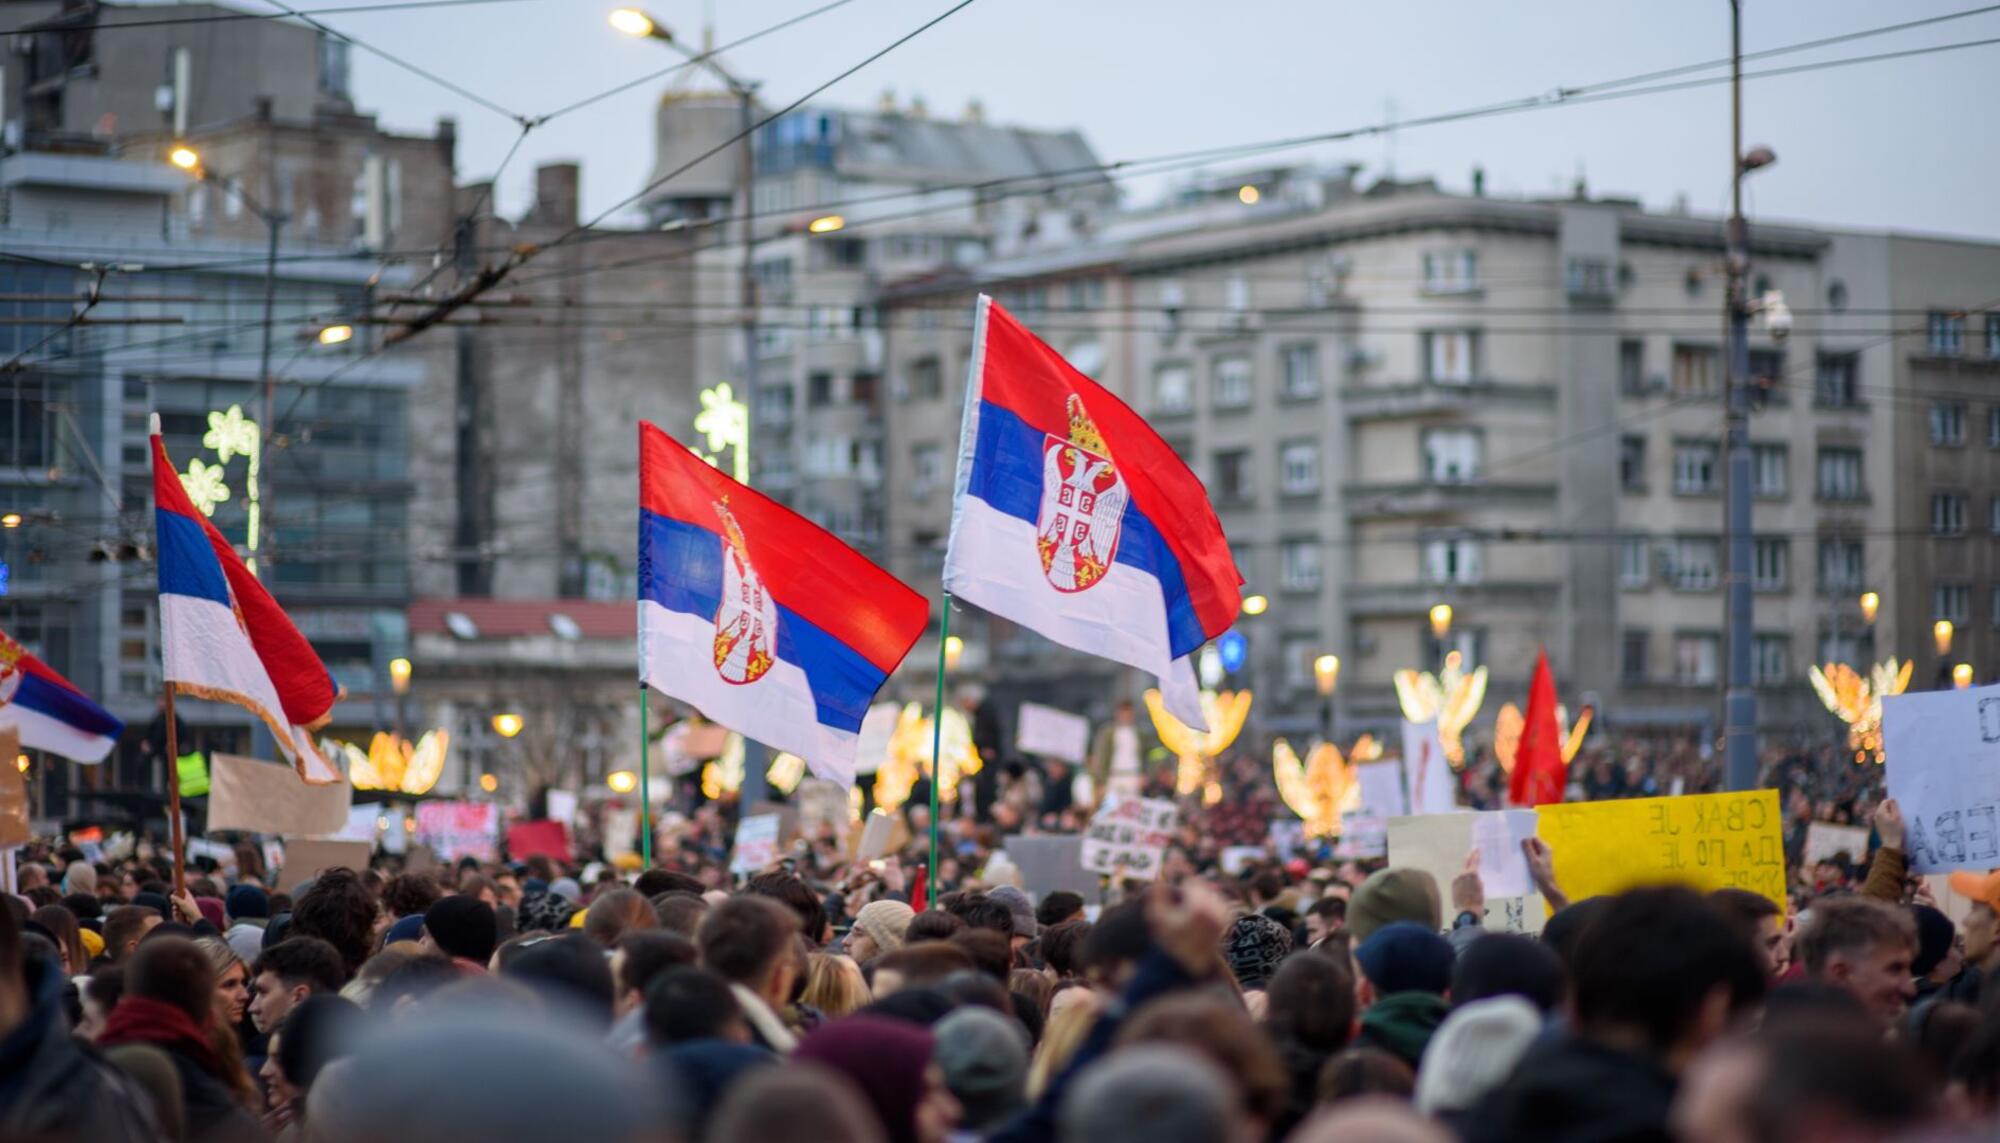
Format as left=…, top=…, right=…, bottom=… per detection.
left=7, top=732, right=1988, bottom=1143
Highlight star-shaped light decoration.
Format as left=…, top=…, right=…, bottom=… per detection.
left=694, top=383, right=749, bottom=482
left=202, top=404, right=260, bottom=465
left=1393, top=651, right=1488, bottom=768
left=1144, top=688, right=1252, bottom=805
left=1809, top=659, right=1913, bottom=764
left=179, top=458, right=231, bottom=517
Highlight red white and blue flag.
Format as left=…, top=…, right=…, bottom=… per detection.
left=0, top=629, right=124, bottom=763
left=638, top=422, right=927, bottom=787
left=152, top=429, right=343, bottom=784
left=943, top=296, right=1242, bottom=729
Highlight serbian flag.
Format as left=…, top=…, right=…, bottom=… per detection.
left=1510, top=648, right=1567, bottom=807
left=943, top=296, right=1241, bottom=728
left=639, top=422, right=926, bottom=787
left=152, top=426, right=343, bottom=784
left=0, top=630, right=124, bottom=762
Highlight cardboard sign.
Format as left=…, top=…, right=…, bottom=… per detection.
left=855, top=810, right=900, bottom=862
left=1883, top=684, right=2000, bottom=873
left=206, top=753, right=352, bottom=836
left=1080, top=796, right=1178, bottom=879
left=1387, top=811, right=1544, bottom=933
left=276, top=838, right=372, bottom=892
left=1004, top=834, right=1102, bottom=900
left=1016, top=703, right=1090, bottom=764
left=1802, top=821, right=1871, bottom=867
left=507, top=819, right=571, bottom=863
left=414, top=801, right=498, bottom=863
left=0, top=728, right=28, bottom=848
left=1536, top=790, right=1785, bottom=909
left=730, top=812, right=781, bottom=874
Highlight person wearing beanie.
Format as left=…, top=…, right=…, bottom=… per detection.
left=1909, top=904, right=1964, bottom=1006
left=194, top=898, right=227, bottom=932
left=548, top=877, right=583, bottom=906
left=793, top=1015, right=962, bottom=1143
left=1346, top=868, right=1442, bottom=943
left=1451, top=933, right=1565, bottom=1014
left=225, top=885, right=270, bottom=963
left=1416, top=995, right=1542, bottom=1131
left=420, top=897, right=498, bottom=972
left=1353, top=921, right=1454, bottom=1069
left=848, top=900, right=914, bottom=965
left=932, top=1005, right=1029, bottom=1131
left=131, top=891, right=173, bottom=921
left=382, top=915, right=426, bottom=949
left=1221, top=913, right=1293, bottom=993
left=985, top=886, right=1039, bottom=955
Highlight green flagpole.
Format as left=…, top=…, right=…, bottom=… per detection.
left=638, top=682, right=653, bottom=868
left=928, top=595, right=951, bottom=897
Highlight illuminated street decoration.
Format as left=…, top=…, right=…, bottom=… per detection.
left=176, top=404, right=263, bottom=574
left=766, top=751, right=806, bottom=794
left=1492, top=702, right=1594, bottom=772
left=1272, top=735, right=1377, bottom=839
left=323, top=729, right=451, bottom=795
left=1809, top=659, right=1913, bottom=764
left=702, top=732, right=746, bottom=800
left=694, top=383, right=750, bottom=482
left=1393, top=651, right=1488, bottom=768
left=873, top=703, right=980, bottom=810
left=1144, top=688, right=1251, bottom=805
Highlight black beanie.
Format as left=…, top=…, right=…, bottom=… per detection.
left=424, top=895, right=499, bottom=964
left=1910, top=905, right=1956, bottom=979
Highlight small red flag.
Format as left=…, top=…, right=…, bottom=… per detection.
left=1510, top=648, right=1567, bottom=807
left=909, top=864, right=928, bottom=914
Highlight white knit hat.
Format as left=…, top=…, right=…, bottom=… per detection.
left=1415, top=995, right=1542, bottom=1115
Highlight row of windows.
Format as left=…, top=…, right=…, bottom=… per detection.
left=1926, top=402, right=2000, bottom=447
left=1931, top=583, right=2000, bottom=627
left=1925, top=312, right=2000, bottom=359
left=1618, top=437, right=1868, bottom=500
left=1152, top=345, right=1324, bottom=413
left=1619, top=631, right=1794, bottom=686
left=1926, top=492, right=2000, bottom=536
left=1618, top=536, right=1869, bottom=592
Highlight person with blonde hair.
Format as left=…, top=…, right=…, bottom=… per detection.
left=192, top=935, right=260, bottom=1105
left=802, top=951, right=870, bottom=1018
left=1028, top=985, right=1105, bottom=1098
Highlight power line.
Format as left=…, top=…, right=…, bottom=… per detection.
left=251, top=0, right=531, bottom=125
left=0, top=0, right=542, bottom=35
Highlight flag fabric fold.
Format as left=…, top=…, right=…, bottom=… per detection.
left=942, top=295, right=1241, bottom=729
left=1510, top=647, right=1567, bottom=807
left=0, top=629, right=125, bottom=762
left=638, top=422, right=927, bottom=788
left=152, top=431, right=343, bottom=784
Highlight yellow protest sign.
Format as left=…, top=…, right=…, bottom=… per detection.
left=1536, top=790, right=1785, bottom=910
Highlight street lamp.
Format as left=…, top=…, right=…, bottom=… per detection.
left=1237, top=185, right=1261, bottom=205
left=607, top=769, right=639, bottom=794
left=1935, top=620, right=1955, bottom=657
left=316, top=323, right=354, bottom=346
left=1859, top=591, right=1880, bottom=625
left=1953, top=664, right=1975, bottom=690
left=491, top=712, right=524, bottom=739
left=1429, top=603, right=1454, bottom=640
left=0, top=513, right=20, bottom=529
left=1313, top=654, right=1340, bottom=696
left=607, top=7, right=662, bottom=38
left=169, top=145, right=201, bottom=171
left=943, top=635, right=964, bottom=672
left=1241, top=594, right=1269, bottom=617
left=807, top=214, right=846, bottom=234
left=478, top=772, right=499, bottom=793
left=387, top=657, right=412, bottom=696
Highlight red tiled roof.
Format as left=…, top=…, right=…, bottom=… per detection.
left=408, top=598, right=636, bottom=640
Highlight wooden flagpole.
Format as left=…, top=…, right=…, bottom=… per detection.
left=152, top=413, right=187, bottom=896
left=927, top=595, right=950, bottom=895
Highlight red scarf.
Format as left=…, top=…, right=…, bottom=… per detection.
left=98, top=996, right=229, bottom=1080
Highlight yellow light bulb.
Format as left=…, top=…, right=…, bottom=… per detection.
left=608, top=8, right=656, bottom=37
left=808, top=215, right=847, bottom=234
left=1241, top=594, right=1269, bottom=616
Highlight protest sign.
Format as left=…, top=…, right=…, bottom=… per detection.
left=545, top=789, right=578, bottom=826
left=413, top=800, right=499, bottom=863
left=1080, top=796, right=1178, bottom=879
left=1004, top=835, right=1102, bottom=900
left=1220, top=846, right=1267, bottom=876
left=1387, top=811, right=1543, bottom=932
left=1401, top=721, right=1456, bottom=814
left=276, top=838, right=371, bottom=892
left=1802, top=821, right=1871, bottom=867
left=856, top=810, right=901, bottom=862
left=1883, top=684, right=2000, bottom=873
left=0, top=728, right=27, bottom=848
left=730, top=812, right=782, bottom=874
left=1355, top=759, right=1409, bottom=820
left=1016, top=703, right=1090, bottom=764
left=507, top=819, right=571, bottom=862
left=206, top=752, right=351, bottom=836
left=1536, top=789, right=1785, bottom=908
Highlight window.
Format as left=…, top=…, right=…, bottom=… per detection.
left=1619, top=436, right=1647, bottom=490
left=1752, top=538, right=1789, bottom=591
left=1619, top=536, right=1649, bottom=588
left=317, top=33, right=351, bottom=98
left=1750, top=444, right=1787, bottom=497
left=1424, top=330, right=1476, bottom=383
left=1619, top=340, right=1645, bottom=394
left=1620, top=631, right=1649, bottom=682
left=1990, top=407, right=2000, bottom=448
left=1818, top=538, right=1864, bottom=590
left=1566, top=257, right=1612, bottom=298
left=1212, top=450, right=1252, bottom=503
left=1675, top=634, right=1721, bottom=685
left=1992, top=496, right=2000, bottom=536
left=1670, top=538, right=1720, bottom=591
left=1935, top=583, right=1971, bottom=624
left=904, top=356, right=943, bottom=400
left=1422, top=249, right=1477, bottom=293
left=1929, top=311, right=1965, bottom=357
left=1280, top=540, right=1321, bottom=591
left=1224, top=276, right=1251, bottom=312
left=807, top=372, right=834, bottom=407
left=1422, top=428, right=1482, bottom=483
left=1154, top=363, right=1193, bottom=414
left=1280, top=344, right=1320, bottom=399
left=851, top=372, right=880, bottom=405
left=1213, top=355, right=1253, bottom=408
left=1672, top=345, right=1718, bottom=397
left=1064, top=279, right=1105, bottom=311
left=1988, top=314, right=2000, bottom=358
left=1673, top=441, right=1719, bottom=495
left=1282, top=635, right=1318, bottom=691
left=1423, top=537, right=1483, bottom=585
left=1753, top=635, right=1790, bottom=685
left=1279, top=441, right=1320, bottom=495
left=1815, top=353, right=1859, bottom=407
left=1821, top=630, right=1865, bottom=669
left=910, top=443, right=943, bottom=497
left=1932, top=492, right=1968, bottom=536
left=1748, top=348, right=1784, bottom=387
left=1932, top=402, right=1967, bottom=445
left=1817, top=447, right=1865, bottom=501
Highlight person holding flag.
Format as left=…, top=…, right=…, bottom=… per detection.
left=0, top=629, right=124, bottom=763
left=942, top=295, right=1241, bottom=730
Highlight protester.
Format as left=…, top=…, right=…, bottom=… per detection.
left=1796, top=896, right=1919, bottom=1027
left=849, top=898, right=915, bottom=964
left=697, top=894, right=802, bottom=1051
left=97, top=935, right=263, bottom=1141
left=1352, top=921, right=1454, bottom=1069
left=249, top=937, right=347, bottom=1039
left=0, top=908, right=158, bottom=1141
left=418, top=896, right=498, bottom=973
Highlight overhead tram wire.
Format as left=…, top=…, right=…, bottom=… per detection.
left=251, top=0, right=532, bottom=126
left=0, top=0, right=545, bottom=35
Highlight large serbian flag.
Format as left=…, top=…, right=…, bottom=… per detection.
left=639, top=422, right=926, bottom=787
left=943, top=296, right=1241, bottom=729
left=0, top=629, right=124, bottom=762
left=152, top=424, right=343, bottom=784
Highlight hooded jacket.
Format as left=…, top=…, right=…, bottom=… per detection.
left=1465, top=1031, right=1677, bottom=1143
left=0, top=951, right=159, bottom=1143
left=1354, top=991, right=1450, bottom=1069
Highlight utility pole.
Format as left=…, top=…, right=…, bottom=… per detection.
left=1722, top=0, right=1757, bottom=792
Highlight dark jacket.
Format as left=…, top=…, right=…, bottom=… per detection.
left=1466, top=1032, right=1677, bottom=1143
left=0, top=953, right=159, bottom=1143
left=1354, top=991, right=1450, bottom=1069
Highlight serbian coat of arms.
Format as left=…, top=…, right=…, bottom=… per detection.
left=1036, top=394, right=1128, bottom=593
left=711, top=500, right=778, bottom=685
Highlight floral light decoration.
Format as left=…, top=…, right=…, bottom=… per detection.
left=873, top=702, right=980, bottom=811
left=1272, top=734, right=1378, bottom=839
left=693, top=383, right=750, bottom=482
left=1393, top=651, right=1488, bottom=768
left=701, top=732, right=746, bottom=800
left=1809, top=658, right=1914, bottom=764
left=1492, top=702, right=1594, bottom=773
left=766, top=752, right=806, bottom=795
left=324, top=729, right=450, bottom=796
left=1143, top=688, right=1252, bottom=806
left=176, top=404, right=265, bottom=574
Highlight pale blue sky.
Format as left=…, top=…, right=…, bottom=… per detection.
left=320, top=0, right=1999, bottom=238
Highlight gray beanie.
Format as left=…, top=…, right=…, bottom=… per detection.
left=1347, top=868, right=1442, bottom=942
left=933, top=1006, right=1030, bottom=1130
left=1060, top=1046, right=1232, bottom=1143
left=1415, top=995, right=1542, bottom=1115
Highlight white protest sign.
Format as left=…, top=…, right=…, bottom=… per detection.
left=1080, top=796, right=1178, bottom=879
left=545, top=790, right=578, bottom=826
left=1884, top=683, right=2000, bottom=873
left=1220, top=846, right=1266, bottom=876
left=333, top=803, right=380, bottom=843
left=1401, top=720, right=1457, bottom=814
left=1802, top=821, right=1871, bottom=867
left=413, top=801, right=498, bottom=863
left=730, top=812, right=782, bottom=874
left=1016, top=703, right=1089, bottom=765
left=854, top=703, right=902, bottom=776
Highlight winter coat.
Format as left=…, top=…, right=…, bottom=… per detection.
left=0, top=952, right=159, bottom=1143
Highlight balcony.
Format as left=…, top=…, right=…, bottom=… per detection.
left=1342, top=480, right=1556, bottom=520
left=1341, top=380, right=1555, bottom=423
left=1345, top=580, right=1561, bottom=618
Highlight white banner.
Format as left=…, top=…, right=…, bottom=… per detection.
left=1884, top=684, right=2000, bottom=873
left=1080, top=795, right=1178, bottom=879
left=1016, top=703, right=1090, bottom=765
left=1401, top=720, right=1457, bottom=815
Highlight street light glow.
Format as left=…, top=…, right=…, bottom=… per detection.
left=387, top=657, right=412, bottom=695
left=478, top=773, right=499, bottom=793
left=1238, top=185, right=1261, bottom=205
left=317, top=324, right=354, bottom=346
left=608, top=8, right=657, bottom=38
left=607, top=769, right=638, bottom=793
left=1313, top=654, right=1340, bottom=696
left=1429, top=603, right=1454, bottom=639
left=943, top=635, right=964, bottom=671
left=491, top=712, right=524, bottom=738
left=1859, top=591, right=1880, bottom=625
left=1935, top=619, right=1955, bottom=656
left=0, top=513, right=20, bottom=529
left=1954, top=663, right=1975, bottom=690
left=808, top=214, right=847, bottom=234
left=1241, top=594, right=1269, bottom=616
left=168, top=145, right=201, bottom=171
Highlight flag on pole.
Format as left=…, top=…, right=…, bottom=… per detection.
left=638, top=422, right=927, bottom=788
left=942, top=296, right=1241, bottom=729
left=0, top=629, right=124, bottom=762
left=1510, top=648, right=1567, bottom=807
left=152, top=428, right=343, bottom=784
